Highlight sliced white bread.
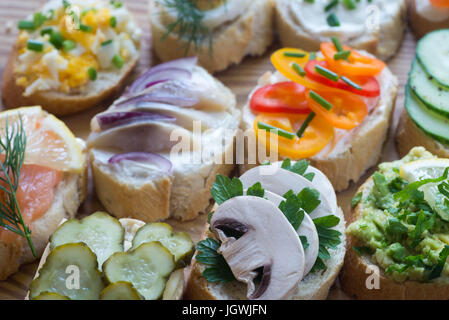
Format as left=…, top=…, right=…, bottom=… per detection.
left=274, top=0, right=406, bottom=61
left=149, top=0, right=274, bottom=73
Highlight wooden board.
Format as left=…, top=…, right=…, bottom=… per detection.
left=0, top=0, right=417, bottom=300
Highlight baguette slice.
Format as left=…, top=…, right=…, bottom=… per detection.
left=184, top=206, right=346, bottom=300
left=239, top=57, right=399, bottom=192
left=409, top=0, right=449, bottom=39
left=274, top=0, right=406, bottom=61
left=149, top=0, right=274, bottom=73
left=0, top=145, right=87, bottom=280
left=25, top=218, right=185, bottom=300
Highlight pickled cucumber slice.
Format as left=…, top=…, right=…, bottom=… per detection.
left=100, top=282, right=143, bottom=300
left=162, top=269, right=184, bottom=300
left=32, top=292, right=70, bottom=300
left=131, top=222, right=194, bottom=267
left=29, top=243, right=104, bottom=300
left=103, top=242, right=175, bottom=300
left=50, top=212, right=124, bottom=269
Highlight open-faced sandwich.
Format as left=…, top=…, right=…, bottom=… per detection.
left=2, top=0, right=141, bottom=116
left=396, top=29, right=449, bottom=159
left=274, top=0, right=406, bottom=61
left=240, top=40, right=398, bottom=191
left=185, top=160, right=345, bottom=300
left=26, top=211, right=193, bottom=300
left=342, top=147, right=449, bottom=299
left=410, top=0, right=449, bottom=39
left=0, top=106, right=87, bottom=280
left=149, top=0, right=274, bottom=73
left=87, top=57, right=241, bottom=222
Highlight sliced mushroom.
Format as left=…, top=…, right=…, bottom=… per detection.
left=210, top=196, right=305, bottom=300
left=244, top=189, right=319, bottom=277
left=239, top=166, right=334, bottom=219
left=272, top=161, right=337, bottom=212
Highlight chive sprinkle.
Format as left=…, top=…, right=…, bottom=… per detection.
left=40, top=27, right=53, bottom=36
left=309, top=91, right=332, bottom=110
left=112, top=54, right=124, bottom=69
left=296, top=112, right=316, bottom=138
left=79, top=24, right=93, bottom=32
left=341, top=76, right=362, bottom=90
left=315, top=65, right=339, bottom=82
left=110, top=16, right=117, bottom=28
left=325, top=0, right=339, bottom=11
left=309, top=52, right=317, bottom=60
left=88, top=67, right=97, bottom=81
left=331, top=37, right=344, bottom=52
left=257, top=122, right=295, bottom=140
left=342, top=0, right=356, bottom=9
left=284, top=52, right=306, bottom=58
left=18, top=20, right=35, bottom=30
left=101, top=39, right=113, bottom=46
left=327, top=12, right=341, bottom=26
left=334, top=50, right=351, bottom=60
left=62, top=40, right=76, bottom=51
left=292, top=62, right=306, bottom=77
left=27, top=40, right=44, bottom=52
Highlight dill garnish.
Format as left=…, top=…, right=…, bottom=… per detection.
left=0, top=116, right=36, bottom=257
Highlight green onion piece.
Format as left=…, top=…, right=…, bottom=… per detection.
left=327, top=13, right=340, bottom=27
left=296, top=112, right=315, bottom=138
left=304, top=0, right=315, bottom=2
left=101, top=39, right=113, bottom=46
left=309, top=52, right=317, bottom=60
left=18, top=20, right=35, bottom=30
left=27, top=40, right=44, bottom=52
left=110, top=0, right=123, bottom=8
left=49, top=31, right=65, bottom=49
left=334, top=50, right=351, bottom=60
left=79, top=24, right=93, bottom=32
left=46, top=9, right=55, bottom=20
left=257, top=122, right=295, bottom=140
left=341, top=76, right=362, bottom=90
left=33, top=12, right=47, bottom=29
left=315, top=65, right=339, bottom=82
left=63, top=40, right=76, bottom=51
left=40, top=27, right=53, bottom=36
left=283, top=52, right=306, bottom=58
left=325, top=0, right=339, bottom=11
left=112, top=54, right=124, bottom=69
left=110, top=16, right=117, bottom=28
left=342, top=0, right=356, bottom=9
left=331, top=37, right=344, bottom=52
left=292, top=62, right=306, bottom=77
left=88, top=67, right=97, bottom=81
left=63, top=0, right=71, bottom=8
left=309, top=91, right=332, bottom=111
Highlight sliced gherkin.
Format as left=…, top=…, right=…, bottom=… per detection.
left=132, top=222, right=194, bottom=268
left=100, top=282, right=143, bottom=300
left=29, top=243, right=104, bottom=300
left=32, top=292, right=70, bottom=300
left=103, top=242, right=175, bottom=300
left=162, top=269, right=184, bottom=300
left=50, top=212, right=124, bottom=269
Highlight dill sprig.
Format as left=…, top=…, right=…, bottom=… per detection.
left=160, top=0, right=226, bottom=55
left=0, top=116, right=36, bottom=257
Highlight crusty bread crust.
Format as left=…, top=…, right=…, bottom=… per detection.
left=341, top=178, right=449, bottom=300
left=184, top=207, right=346, bottom=300
left=395, top=109, right=449, bottom=159
left=274, top=0, right=407, bottom=61
left=149, top=0, right=274, bottom=73
left=409, top=0, right=449, bottom=39
left=1, top=44, right=138, bottom=116
left=0, top=160, right=87, bottom=281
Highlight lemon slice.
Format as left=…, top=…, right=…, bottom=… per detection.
left=400, top=159, right=449, bottom=221
left=0, top=106, right=85, bottom=172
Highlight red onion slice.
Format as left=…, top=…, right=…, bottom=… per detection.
left=108, top=152, right=173, bottom=173
left=116, top=94, right=199, bottom=108
left=97, top=112, right=175, bottom=130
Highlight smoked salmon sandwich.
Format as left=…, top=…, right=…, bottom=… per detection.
left=0, top=106, right=87, bottom=280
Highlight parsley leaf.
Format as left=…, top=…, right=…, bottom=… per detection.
left=281, top=158, right=315, bottom=181
left=351, top=192, right=363, bottom=208
left=311, top=215, right=342, bottom=272
left=211, top=174, right=243, bottom=205
left=279, top=191, right=305, bottom=230
left=297, top=188, right=321, bottom=214
left=300, top=236, right=310, bottom=250
left=196, top=238, right=235, bottom=283
left=246, top=182, right=265, bottom=198
left=427, top=245, right=449, bottom=280
left=386, top=217, right=408, bottom=239
left=409, top=210, right=435, bottom=248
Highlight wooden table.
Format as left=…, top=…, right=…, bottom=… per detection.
left=0, top=0, right=416, bottom=300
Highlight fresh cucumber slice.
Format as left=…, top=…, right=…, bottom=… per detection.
left=417, top=30, right=449, bottom=88
left=100, top=282, right=143, bottom=300
left=29, top=243, right=104, bottom=300
left=103, top=242, right=175, bottom=300
left=405, top=85, right=449, bottom=145
left=131, top=222, right=194, bottom=268
left=32, top=292, right=70, bottom=300
left=410, top=59, right=449, bottom=117
left=50, top=212, right=124, bottom=269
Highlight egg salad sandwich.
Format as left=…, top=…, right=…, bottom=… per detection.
left=0, top=106, right=87, bottom=281
left=240, top=39, right=398, bottom=191
left=2, top=0, right=141, bottom=116
left=87, top=57, right=241, bottom=223
left=274, top=0, right=406, bottom=61
left=26, top=212, right=193, bottom=300
left=396, top=29, right=449, bottom=159
left=342, top=147, right=449, bottom=299
left=185, top=159, right=346, bottom=300
left=410, top=0, right=449, bottom=39
left=149, top=0, right=274, bottom=73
